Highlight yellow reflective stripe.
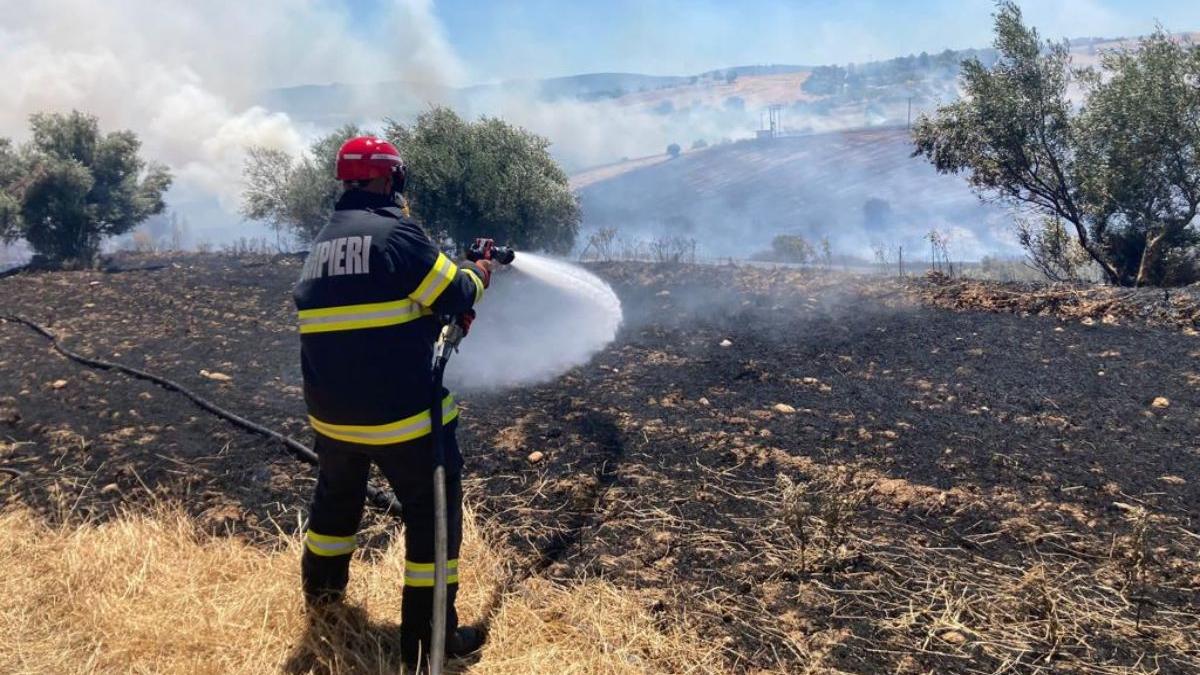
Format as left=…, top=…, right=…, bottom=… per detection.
left=461, top=268, right=485, bottom=304
left=404, top=559, right=459, bottom=587
left=305, top=531, right=356, bottom=557
left=297, top=298, right=431, bottom=334
left=309, top=395, right=460, bottom=446
left=409, top=253, right=458, bottom=307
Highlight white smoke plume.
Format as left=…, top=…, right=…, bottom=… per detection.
left=0, top=0, right=464, bottom=214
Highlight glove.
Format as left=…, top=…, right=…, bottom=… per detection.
left=472, top=259, right=494, bottom=288
left=456, top=309, right=476, bottom=336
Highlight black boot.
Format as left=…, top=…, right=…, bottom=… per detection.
left=401, top=625, right=486, bottom=668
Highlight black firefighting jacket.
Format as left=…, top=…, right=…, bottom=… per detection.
left=293, top=190, right=486, bottom=451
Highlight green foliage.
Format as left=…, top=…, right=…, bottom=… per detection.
left=384, top=107, right=580, bottom=254
left=912, top=2, right=1200, bottom=286
left=1016, top=216, right=1099, bottom=282
left=0, top=111, right=172, bottom=264
left=1075, top=31, right=1200, bottom=286
left=241, top=124, right=361, bottom=243
left=245, top=109, right=579, bottom=254
left=770, top=234, right=816, bottom=263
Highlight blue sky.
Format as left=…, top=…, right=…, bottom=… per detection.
left=353, top=0, right=1198, bottom=82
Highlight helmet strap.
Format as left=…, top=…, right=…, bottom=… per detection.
left=390, top=166, right=407, bottom=209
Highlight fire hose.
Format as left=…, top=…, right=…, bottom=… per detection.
left=0, top=313, right=403, bottom=514
left=427, top=238, right=513, bottom=675
left=2, top=239, right=515, bottom=673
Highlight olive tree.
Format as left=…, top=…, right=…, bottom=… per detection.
left=241, top=124, right=361, bottom=244
left=1074, top=32, right=1200, bottom=286
left=244, top=109, right=580, bottom=254
left=0, top=111, right=172, bottom=266
left=913, top=2, right=1200, bottom=286
left=384, top=107, right=580, bottom=253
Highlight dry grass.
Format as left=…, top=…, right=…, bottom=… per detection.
left=0, top=504, right=722, bottom=674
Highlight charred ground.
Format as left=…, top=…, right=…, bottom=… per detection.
left=1, top=256, right=1197, bottom=673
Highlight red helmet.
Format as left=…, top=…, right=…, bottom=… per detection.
left=335, top=136, right=405, bottom=184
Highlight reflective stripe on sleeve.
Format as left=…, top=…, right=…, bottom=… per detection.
left=461, top=268, right=485, bottom=305
left=309, top=395, right=460, bottom=446
left=404, top=559, right=459, bottom=587
left=297, top=298, right=431, bottom=334
left=409, top=253, right=458, bottom=307
left=306, top=530, right=356, bottom=557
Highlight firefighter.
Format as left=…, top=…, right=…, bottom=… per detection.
left=293, top=136, right=491, bottom=666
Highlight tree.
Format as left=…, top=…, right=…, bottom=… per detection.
left=242, top=124, right=361, bottom=244
left=912, top=2, right=1200, bottom=286
left=385, top=107, right=579, bottom=253
left=0, top=111, right=171, bottom=265
left=667, top=143, right=681, bottom=158
left=1074, top=32, right=1200, bottom=285
left=771, top=234, right=815, bottom=263
left=244, top=110, right=579, bottom=253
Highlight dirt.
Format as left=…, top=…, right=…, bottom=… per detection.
left=2, top=256, right=1197, bottom=673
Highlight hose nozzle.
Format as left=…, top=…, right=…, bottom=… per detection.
left=467, top=238, right=516, bottom=265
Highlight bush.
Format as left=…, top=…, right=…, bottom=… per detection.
left=770, top=234, right=816, bottom=263
left=666, top=143, right=681, bottom=159
left=0, top=111, right=172, bottom=266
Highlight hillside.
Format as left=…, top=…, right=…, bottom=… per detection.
left=575, top=126, right=1011, bottom=261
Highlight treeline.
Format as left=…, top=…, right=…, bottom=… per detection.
left=802, top=49, right=999, bottom=96
left=0, top=106, right=579, bottom=267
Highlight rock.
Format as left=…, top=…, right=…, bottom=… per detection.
left=200, top=370, right=232, bottom=382
left=1151, top=396, right=1170, bottom=409
left=50, top=379, right=68, bottom=390
left=0, top=403, right=20, bottom=425
left=719, top=339, right=733, bottom=348
left=939, top=630, right=967, bottom=646
left=698, top=397, right=711, bottom=406
left=527, top=450, right=544, bottom=464
left=772, top=403, right=796, bottom=414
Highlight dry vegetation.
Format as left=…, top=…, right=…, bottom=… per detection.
left=917, top=277, right=1200, bottom=334
left=0, top=495, right=721, bottom=674
left=2, top=257, right=1199, bottom=673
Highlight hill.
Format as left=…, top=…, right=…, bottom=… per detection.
left=574, top=126, right=1012, bottom=261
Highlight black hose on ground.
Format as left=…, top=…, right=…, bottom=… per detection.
left=0, top=314, right=402, bottom=515
left=0, top=264, right=30, bottom=280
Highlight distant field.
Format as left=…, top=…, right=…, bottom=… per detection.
left=574, top=126, right=1012, bottom=261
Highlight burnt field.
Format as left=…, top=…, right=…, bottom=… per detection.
left=2, top=256, right=1198, bottom=673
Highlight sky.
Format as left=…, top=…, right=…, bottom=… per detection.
left=1, top=0, right=1196, bottom=247
left=351, top=0, right=1200, bottom=83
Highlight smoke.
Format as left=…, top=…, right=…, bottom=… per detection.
left=0, top=0, right=464, bottom=226
left=444, top=254, right=623, bottom=392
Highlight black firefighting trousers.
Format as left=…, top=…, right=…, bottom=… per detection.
left=301, top=428, right=464, bottom=647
